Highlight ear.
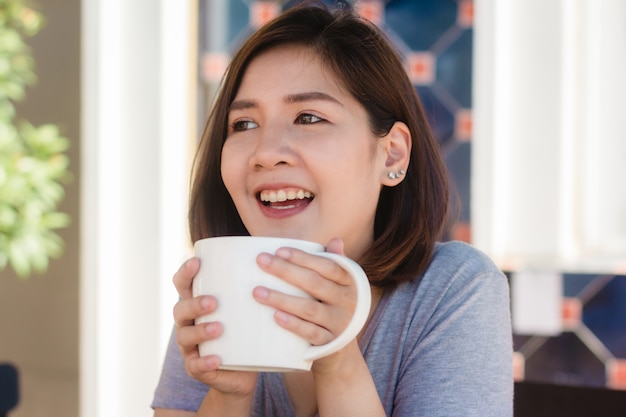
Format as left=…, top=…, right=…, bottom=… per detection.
left=379, top=121, right=411, bottom=187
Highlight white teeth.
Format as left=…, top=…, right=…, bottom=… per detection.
left=260, top=189, right=313, bottom=202
left=277, top=190, right=287, bottom=202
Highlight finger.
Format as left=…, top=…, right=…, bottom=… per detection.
left=253, top=285, right=329, bottom=325
left=173, top=257, right=201, bottom=299
left=277, top=247, right=353, bottom=288
left=258, top=250, right=354, bottom=303
left=173, top=295, right=217, bottom=328
left=274, top=309, right=335, bottom=346
left=324, top=237, right=345, bottom=256
left=253, top=286, right=351, bottom=341
left=176, top=320, right=223, bottom=354
left=185, top=353, right=222, bottom=377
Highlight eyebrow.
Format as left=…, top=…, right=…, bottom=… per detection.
left=285, top=91, right=342, bottom=106
left=228, top=91, right=342, bottom=112
left=228, top=99, right=257, bottom=112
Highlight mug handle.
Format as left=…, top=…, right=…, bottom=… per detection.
left=302, top=253, right=372, bottom=361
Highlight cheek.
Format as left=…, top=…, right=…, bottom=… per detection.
left=220, top=146, right=241, bottom=196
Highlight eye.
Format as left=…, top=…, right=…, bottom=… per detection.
left=230, top=119, right=259, bottom=132
left=295, top=113, right=325, bottom=125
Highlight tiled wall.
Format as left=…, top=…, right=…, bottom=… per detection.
left=513, top=273, right=626, bottom=390
left=198, top=0, right=626, bottom=391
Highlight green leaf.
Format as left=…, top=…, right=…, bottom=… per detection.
left=41, top=211, right=70, bottom=229
left=0, top=0, right=69, bottom=279
left=8, top=237, right=32, bottom=277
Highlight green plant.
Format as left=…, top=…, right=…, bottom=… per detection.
left=0, top=0, right=71, bottom=277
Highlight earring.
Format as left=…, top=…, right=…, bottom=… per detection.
left=388, top=169, right=406, bottom=179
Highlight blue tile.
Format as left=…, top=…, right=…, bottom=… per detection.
left=416, top=86, right=455, bottom=146
left=437, top=29, right=472, bottom=108
left=524, top=332, right=606, bottom=388
left=583, top=276, right=626, bottom=358
left=284, top=0, right=341, bottom=9
left=386, top=0, right=458, bottom=50
left=513, top=334, right=533, bottom=352
left=227, top=1, right=253, bottom=52
left=563, top=273, right=601, bottom=298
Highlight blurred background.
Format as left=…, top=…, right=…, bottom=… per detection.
left=0, top=0, right=624, bottom=416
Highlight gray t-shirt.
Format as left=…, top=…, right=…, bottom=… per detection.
left=152, top=241, right=513, bottom=416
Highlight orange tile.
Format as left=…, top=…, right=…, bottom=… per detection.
left=451, top=222, right=471, bottom=243
left=458, top=0, right=474, bottom=28
left=406, top=52, right=436, bottom=85
left=561, top=297, right=582, bottom=331
left=513, top=352, right=525, bottom=382
left=250, top=1, right=281, bottom=29
left=201, top=52, right=229, bottom=83
left=355, top=0, right=384, bottom=26
left=455, top=109, right=472, bottom=141
left=607, top=359, right=626, bottom=390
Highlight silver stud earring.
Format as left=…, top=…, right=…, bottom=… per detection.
left=388, top=169, right=406, bottom=179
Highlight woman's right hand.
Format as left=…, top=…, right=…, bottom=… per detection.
left=172, top=257, right=259, bottom=399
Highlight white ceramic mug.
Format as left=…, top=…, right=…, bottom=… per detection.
left=192, top=236, right=371, bottom=372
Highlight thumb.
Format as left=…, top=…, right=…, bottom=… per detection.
left=325, top=237, right=345, bottom=256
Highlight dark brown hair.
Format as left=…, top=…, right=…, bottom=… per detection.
left=189, top=2, right=449, bottom=287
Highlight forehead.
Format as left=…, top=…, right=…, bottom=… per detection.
left=236, top=45, right=347, bottom=97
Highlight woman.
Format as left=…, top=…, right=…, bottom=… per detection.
left=153, top=3, right=513, bottom=416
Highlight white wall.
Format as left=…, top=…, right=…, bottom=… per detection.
left=80, top=1, right=195, bottom=416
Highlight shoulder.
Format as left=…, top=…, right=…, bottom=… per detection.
left=383, top=241, right=508, bottom=321
left=395, top=241, right=505, bottom=294
left=376, top=242, right=513, bottom=417
left=367, top=242, right=513, bottom=416
left=429, top=240, right=502, bottom=278
left=423, top=241, right=508, bottom=305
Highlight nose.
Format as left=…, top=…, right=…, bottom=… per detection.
left=249, top=125, right=297, bottom=170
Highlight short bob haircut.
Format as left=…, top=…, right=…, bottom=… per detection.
left=189, top=1, right=449, bottom=288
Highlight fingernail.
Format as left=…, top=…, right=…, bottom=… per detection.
left=205, top=322, right=220, bottom=336
left=275, top=310, right=289, bottom=324
left=200, top=296, right=212, bottom=309
left=185, top=257, right=198, bottom=269
left=257, top=253, right=272, bottom=266
left=253, top=286, right=269, bottom=299
left=205, top=356, right=220, bottom=369
left=276, top=248, right=292, bottom=259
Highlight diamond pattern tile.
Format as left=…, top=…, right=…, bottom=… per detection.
left=513, top=275, right=626, bottom=390
left=385, top=0, right=458, bottom=50
left=583, top=277, right=626, bottom=358
left=523, top=332, right=607, bottom=388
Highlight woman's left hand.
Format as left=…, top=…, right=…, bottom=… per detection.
left=252, top=237, right=360, bottom=367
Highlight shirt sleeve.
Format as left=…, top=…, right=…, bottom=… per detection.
left=393, top=246, right=513, bottom=416
left=151, top=327, right=210, bottom=412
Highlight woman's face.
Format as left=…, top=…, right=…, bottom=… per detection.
left=221, top=45, right=390, bottom=259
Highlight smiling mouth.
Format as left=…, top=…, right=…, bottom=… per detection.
left=259, top=188, right=314, bottom=208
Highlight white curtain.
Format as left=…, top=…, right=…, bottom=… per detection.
left=473, top=0, right=626, bottom=272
